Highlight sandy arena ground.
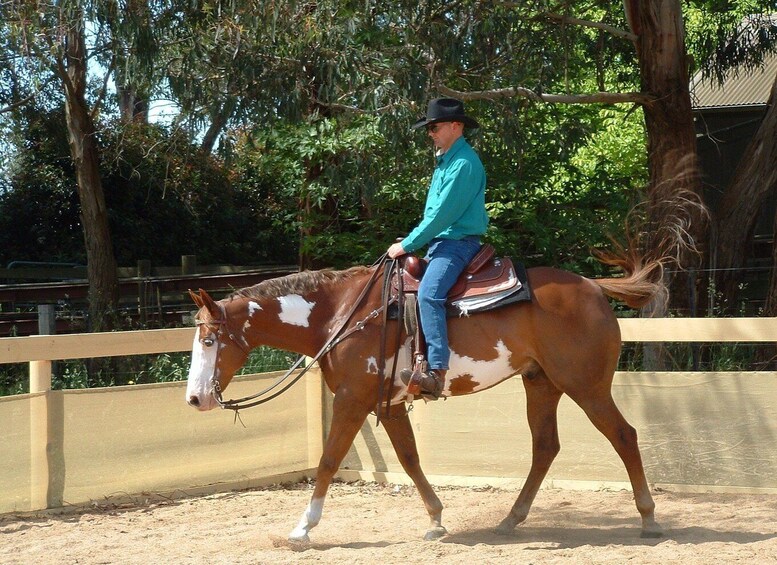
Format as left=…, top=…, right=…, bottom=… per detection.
left=2, top=481, right=777, bottom=564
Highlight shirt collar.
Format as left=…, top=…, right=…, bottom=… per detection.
left=436, top=136, right=468, bottom=165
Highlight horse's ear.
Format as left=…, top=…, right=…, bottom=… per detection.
left=197, top=288, right=220, bottom=317
left=189, top=289, right=204, bottom=308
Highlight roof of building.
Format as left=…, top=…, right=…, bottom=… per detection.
left=690, top=16, right=777, bottom=110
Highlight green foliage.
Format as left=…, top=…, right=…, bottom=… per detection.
left=0, top=109, right=296, bottom=267
left=0, top=346, right=297, bottom=396
left=231, top=114, right=430, bottom=267
left=98, top=119, right=292, bottom=265
left=684, top=2, right=777, bottom=82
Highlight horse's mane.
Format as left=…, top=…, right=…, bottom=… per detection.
left=231, top=265, right=372, bottom=301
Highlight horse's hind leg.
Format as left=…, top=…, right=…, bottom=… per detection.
left=495, top=371, right=563, bottom=535
left=288, top=387, right=371, bottom=542
left=381, top=410, right=446, bottom=540
left=571, top=388, right=663, bottom=538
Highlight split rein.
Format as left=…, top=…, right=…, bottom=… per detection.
left=201, top=254, right=399, bottom=418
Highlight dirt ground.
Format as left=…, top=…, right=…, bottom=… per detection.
left=2, top=481, right=777, bottom=564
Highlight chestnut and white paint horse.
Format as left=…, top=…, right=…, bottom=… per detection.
left=186, top=252, right=665, bottom=542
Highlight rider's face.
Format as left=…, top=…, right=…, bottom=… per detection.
left=426, top=121, right=463, bottom=153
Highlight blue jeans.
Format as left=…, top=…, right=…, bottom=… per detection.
left=419, top=237, right=482, bottom=370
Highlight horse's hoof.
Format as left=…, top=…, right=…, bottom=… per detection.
left=494, top=516, right=517, bottom=536
left=640, top=527, right=664, bottom=539
left=288, top=531, right=310, bottom=543
left=423, top=526, right=448, bottom=541
left=640, top=519, right=663, bottom=538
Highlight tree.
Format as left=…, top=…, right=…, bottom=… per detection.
left=717, top=70, right=777, bottom=312
left=689, top=12, right=777, bottom=313
left=2, top=2, right=119, bottom=330
left=436, top=1, right=705, bottom=317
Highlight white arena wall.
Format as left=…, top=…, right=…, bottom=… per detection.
left=1, top=319, right=777, bottom=513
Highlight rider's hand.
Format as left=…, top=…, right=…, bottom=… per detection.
left=387, top=242, right=406, bottom=259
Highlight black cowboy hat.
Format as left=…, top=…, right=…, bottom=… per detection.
left=410, top=97, right=480, bottom=130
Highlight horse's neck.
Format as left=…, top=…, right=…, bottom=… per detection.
left=234, top=268, right=377, bottom=357
left=236, top=289, right=333, bottom=358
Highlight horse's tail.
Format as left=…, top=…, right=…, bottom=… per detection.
left=591, top=178, right=708, bottom=310
left=592, top=244, right=667, bottom=309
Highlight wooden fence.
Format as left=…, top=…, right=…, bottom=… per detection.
left=0, top=258, right=296, bottom=336
left=1, top=317, right=777, bottom=513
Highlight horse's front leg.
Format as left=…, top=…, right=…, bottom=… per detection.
left=381, top=409, right=446, bottom=540
left=288, top=385, right=371, bottom=542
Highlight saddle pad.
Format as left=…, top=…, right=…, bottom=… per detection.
left=447, top=261, right=531, bottom=316
left=387, top=262, right=532, bottom=321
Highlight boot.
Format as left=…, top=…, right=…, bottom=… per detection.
left=419, top=369, right=446, bottom=396
left=401, top=368, right=446, bottom=397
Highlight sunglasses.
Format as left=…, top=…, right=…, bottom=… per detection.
left=426, top=123, right=448, bottom=133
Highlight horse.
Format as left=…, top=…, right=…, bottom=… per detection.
left=185, top=250, right=666, bottom=542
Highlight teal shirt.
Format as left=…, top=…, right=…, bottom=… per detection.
left=401, top=136, right=488, bottom=253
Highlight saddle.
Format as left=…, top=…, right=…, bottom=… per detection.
left=392, top=244, right=523, bottom=309
left=389, top=244, right=529, bottom=401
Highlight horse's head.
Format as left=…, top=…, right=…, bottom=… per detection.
left=185, top=288, right=251, bottom=411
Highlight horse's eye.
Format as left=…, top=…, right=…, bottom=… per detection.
left=202, top=337, right=215, bottom=347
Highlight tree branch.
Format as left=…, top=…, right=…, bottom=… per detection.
left=543, top=12, right=638, bottom=42
left=0, top=90, right=39, bottom=115
left=91, top=55, right=116, bottom=121
left=437, top=84, right=655, bottom=106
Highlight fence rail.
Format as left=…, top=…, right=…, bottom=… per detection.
left=0, top=263, right=296, bottom=336
left=3, top=317, right=776, bottom=366
left=2, top=317, right=777, bottom=514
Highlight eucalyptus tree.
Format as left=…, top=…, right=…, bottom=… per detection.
left=1, top=0, right=121, bottom=330
left=685, top=7, right=777, bottom=314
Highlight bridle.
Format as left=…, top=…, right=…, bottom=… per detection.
left=194, top=300, right=250, bottom=402
left=195, top=254, right=400, bottom=421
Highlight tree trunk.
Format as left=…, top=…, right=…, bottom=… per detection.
left=118, top=85, right=149, bottom=124
left=626, top=1, right=704, bottom=369
left=200, top=112, right=227, bottom=155
left=767, top=198, right=777, bottom=318
left=630, top=0, right=704, bottom=263
left=713, top=72, right=777, bottom=312
left=63, top=9, right=119, bottom=332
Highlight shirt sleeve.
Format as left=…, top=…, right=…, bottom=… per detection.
left=401, top=158, right=482, bottom=253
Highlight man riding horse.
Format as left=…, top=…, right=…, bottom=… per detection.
left=387, top=97, right=488, bottom=397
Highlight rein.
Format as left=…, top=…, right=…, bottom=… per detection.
left=204, top=254, right=397, bottom=414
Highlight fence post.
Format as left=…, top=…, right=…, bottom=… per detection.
left=30, top=305, right=54, bottom=510
left=137, top=260, right=152, bottom=325
left=181, top=255, right=197, bottom=275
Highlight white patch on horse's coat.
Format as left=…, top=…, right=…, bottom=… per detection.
left=366, top=356, right=378, bottom=374
left=445, top=339, right=516, bottom=394
left=384, top=338, right=514, bottom=403
left=289, top=497, right=325, bottom=542
left=185, top=327, right=219, bottom=411
left=278, top=294, right=316, bottom=327
left=248, top=301, right=262, bottom=316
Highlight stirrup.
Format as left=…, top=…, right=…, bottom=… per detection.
left=400, top=368, right=443, bottom=398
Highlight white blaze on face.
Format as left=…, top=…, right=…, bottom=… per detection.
left=277, top=294, right=316, bottom=327
left=185, top=327, right=219, bottom=411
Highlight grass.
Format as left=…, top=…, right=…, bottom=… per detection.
left=0, top=346, right=297, bottom=396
